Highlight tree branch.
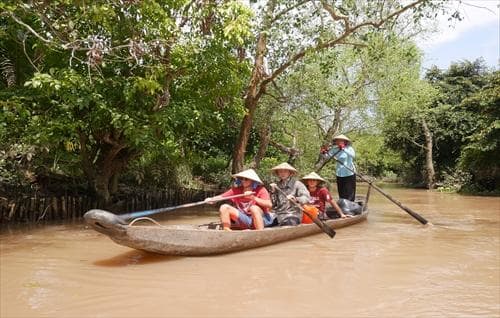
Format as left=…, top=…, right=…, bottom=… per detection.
left=271, top=0, right=312, bottom=24
left=353, top=0, right=425, bottom=30
left=8, top=13, right=57, bottom=46
left=405, top=136, right=426, bottom=149
left=258, top=0, right=426, bottom=95
left=264, top=79, right=287, bottom=103
left=461, top=1, right=496, bottom=14
left=178, top=0, right=197, bottom=28
left=320, top=0, right=350, bottom=30
left=264, top=91, right=287, bottom=103
left=21, top=34, right=40, bottom=72
left=269, top=140, right=301, bottom=156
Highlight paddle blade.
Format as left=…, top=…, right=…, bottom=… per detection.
left=300, top=206, right=336, bottom=238
left=319, top=221, right=336, bottom=238
left=311, top=216, right=336, bottom=238
left=327, top=227, right=336, bottom=238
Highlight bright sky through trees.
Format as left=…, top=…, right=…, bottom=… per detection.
left=419, top=0, right=499, bottom=69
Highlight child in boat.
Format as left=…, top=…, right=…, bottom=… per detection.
left=204, top=169, right=273, bottom=231
left=301, top=172, right=349, bottom=219
left=269, top=162, right=310, bottom=226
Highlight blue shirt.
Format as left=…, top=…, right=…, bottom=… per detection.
left=326, top=145, right=356, bottom=177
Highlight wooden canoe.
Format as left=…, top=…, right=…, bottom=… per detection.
left=84, top=195, right=369, bottom=256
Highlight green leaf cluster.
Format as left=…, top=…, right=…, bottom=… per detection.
left=0, top=0, right=252, bottom=196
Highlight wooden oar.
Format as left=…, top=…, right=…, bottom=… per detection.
left=120, top=193, right=253, bottom=221
left=272, top=186, right=336, bottom=238
left=328, top=153, right=430, bottom=225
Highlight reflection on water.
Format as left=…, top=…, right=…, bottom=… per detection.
left=1, top=187, right=499, bottom=317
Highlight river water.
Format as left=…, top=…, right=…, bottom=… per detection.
left=1, top=187, right=499, bottom=318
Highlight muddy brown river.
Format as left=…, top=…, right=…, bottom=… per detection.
left=1, top=186, right=499, bottom=317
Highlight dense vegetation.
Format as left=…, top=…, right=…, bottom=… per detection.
left=385, top=60, right=499, bottom=193
left=1, top=0, right=498, bottom=205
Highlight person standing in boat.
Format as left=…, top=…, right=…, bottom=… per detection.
left=322, top=134, right=356, bottom=202
left=204, top=169, right=273, bottom=231
left=269, top=162, right=310, bottom=226
left=301, top=172, right=349, bottom=219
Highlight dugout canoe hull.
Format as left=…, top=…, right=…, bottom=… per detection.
left=84, top=196, right=369, bottom=256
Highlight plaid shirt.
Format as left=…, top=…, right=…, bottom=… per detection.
left=270, top=177, right=310, bottom=223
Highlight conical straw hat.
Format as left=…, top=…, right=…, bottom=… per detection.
left=301, top=172, right=326, bottom=182
left=333, top=134, right=351, bottom=142
left=232, top=169, right=263, bottom=184
left=271, top=162, right=298, bottom=174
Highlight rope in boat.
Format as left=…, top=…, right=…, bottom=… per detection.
left=128, top=217, right=164, bottom=227
left=197, top=222, right=222, bottom=230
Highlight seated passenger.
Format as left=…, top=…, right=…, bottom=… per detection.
left=269, top=163, right=310, bottom=226
left=301, top=172, right=349, bottom=219
left=205, top=169, right=273, bottom=231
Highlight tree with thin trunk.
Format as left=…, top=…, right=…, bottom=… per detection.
left=421, top=119, right=435, bottom=189
left=232, top=0, right=445, bottom=172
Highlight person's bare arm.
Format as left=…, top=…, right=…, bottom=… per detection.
left=247, top=191, right=272, bottom=209
left=329, top=198, right=348, bottom=218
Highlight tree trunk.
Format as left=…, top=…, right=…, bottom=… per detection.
left=314, top=109, right=342, bottom=171
left=251, top=124, right=271, bottom=169
left=79, top=129, right=135, bottom=204
left=323, top=107, right=342, bottom=144
left=231, top=29, right=268, bottom=173
left=314, top=154, right=329, bottom=172
left=421, top=119, right=435, bottom=189
left=232, top=99, right=258, bottom=173
left=231, top=1, right=275, bottom=173
left=110, top=173, right=119, bottom=194
left=94, top=172, right=112, bottom=204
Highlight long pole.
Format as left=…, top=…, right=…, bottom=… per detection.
left=327, top=151, right=430, bottom=225
left=272, top=186, right=336, bottom=238
left=120, top=193, right=253, bottom=220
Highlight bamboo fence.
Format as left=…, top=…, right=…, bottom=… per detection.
left=0, top=188, right=217, bottom=223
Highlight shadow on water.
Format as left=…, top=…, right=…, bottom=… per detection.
left=93, top=249, right=181, bottom=267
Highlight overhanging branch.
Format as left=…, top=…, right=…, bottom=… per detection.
left=320, top=0, right=350, bottom=30
left=271, top=0, right=312, bottom=24
left=257, top=0, right=426, bottom=97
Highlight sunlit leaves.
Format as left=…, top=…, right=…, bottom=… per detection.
left=381, top=58, right=498, bottom=189
left=220, top=2, right=254, bottom=45
left=1, top=0, right=254, bottom=190
left=457, top=70, right=500, bottom=185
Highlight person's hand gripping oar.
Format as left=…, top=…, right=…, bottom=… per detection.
left=319, top=146, right=431, bottom=226
left=270, top=184, right=336, bottom=238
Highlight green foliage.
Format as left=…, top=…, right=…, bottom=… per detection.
left=251, top=35, right=427, bottom=180
left=379, top=78, right=438, bottom=185
left=457, top=70, right=500, bottom=189
left=382, top=59, right=499, bottom=192
left=354, top=134, right=403, bottom=178
left=220, top=2, right=254, bottom=45
left=1, top=0, right=477, bottom=199
left=437, top=169, right=472, bottom=193
left=191, top=156, right=229, bottom=186
left=0, top=1, right=253, bottom=197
